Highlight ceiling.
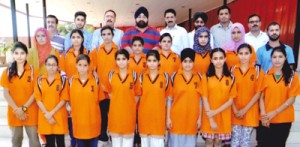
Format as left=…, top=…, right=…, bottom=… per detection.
left=3, top=0, right=234, bottom=27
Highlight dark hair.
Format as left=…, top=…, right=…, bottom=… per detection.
left=267, top=22, right=281, bottom=31
left=217, top=5, right=231, bottom=15
left=101, top=26, right=114, bottom=36
left=45, top=55, right=59, bottom=65
left=159, top=33, right=173, bottom=42
left=115, top=49, right=130, bottom=60
left=164, top=9, right=176, bottom=17
left=9, top=42, right=28, bottom=82
left=271, top=46, right=292, bottom=86
left=105, top=9, right=116, bottom=17
left=248, top=14, right=261, bottom=22
left=70, top=29, right=85, bottom=55
left=47, top=15, right=58, bottom=24
left=146, top=50, right=160, bottom=61
left=74, top=11, right=87, bottom=19
left=76, top=54, right=90, bottom=65
left=206, top=48, right=230, bottom=77
left=131, top=36, right=144, bottom=45
left=237, top=43, right=252, bottom=53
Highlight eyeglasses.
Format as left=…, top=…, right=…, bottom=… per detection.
left=249, top=20, right=260, bottom=24
left=46, top=64, right=58, bottom=67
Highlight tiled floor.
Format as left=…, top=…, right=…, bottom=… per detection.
left=0, top=67, right=299, bottom=147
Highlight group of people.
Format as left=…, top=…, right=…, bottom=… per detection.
left=1, top=4, right=299, bottom=147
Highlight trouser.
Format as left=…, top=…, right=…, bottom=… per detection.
left=76, top=137, right=98, bottom=147
left=68, top=117, right=76, bottom=147
left=45, top=134, right=65, bottom=147
left=99, top=99, right=110, bottom=141
left=10, top=126, right=41, bottom=147
left=111, top=136, right=134, bottom=147
left=231, top=125, right=253, bottom=147
left=141, top=136, right=164, bottom=147
left=258, top=122, right=291, bottom=147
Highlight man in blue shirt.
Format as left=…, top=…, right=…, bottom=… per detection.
left=64, top=11, right=92, bottom=52
left=256, top=22, right=295, bottom=73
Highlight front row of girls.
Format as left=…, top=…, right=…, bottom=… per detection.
left=2, top=40, right=299, bottom=147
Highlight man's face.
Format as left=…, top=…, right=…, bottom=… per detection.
left=74, top=15, right=86, bottom=29
left=135, top=13, right=148, bottom=28
left=165, top=12, right=176, bottom=28
left=194, top=17, right=205, bottom=30
left=267, top=25, right=281, bottom=41
left=248, top=16, right=261, bottom=32
left=218, top=9, right=230, bottom=23
left=46, top=17, right=57, bottom=31
left=104, top=11, right=115, bottom=27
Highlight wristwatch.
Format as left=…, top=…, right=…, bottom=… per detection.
left=22, top=106, right=27, bottom=112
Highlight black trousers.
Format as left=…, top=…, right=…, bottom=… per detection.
left=256, top=121, right=291, bottom=147
left=45, top=134, right=65, bottom=147
left=99, top=99, right=110, bottom=141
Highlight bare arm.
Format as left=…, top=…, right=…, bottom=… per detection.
left=124, top=46, right=133, bottom=54
left=3, top=88, right=18, bottom=109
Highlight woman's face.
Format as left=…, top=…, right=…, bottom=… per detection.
left=146, top=55, right=159, bottom=70
left=101, top=29, right=113, bottom=44
left=182, top=57, right=194, bottom=72
left=271, top=51, right=286, bottom=68
left=45, top=58, right=58, bottom=75
left=36, top=31, right=47, bottom=45
left=13, top=48, right=27, bottom=64
left=71, top=32, right=83, bottom=47
left=198, top=31, right=209, bottom=46
left=237, top=47, right=252, bottom=64
left=211, top=51, right=226, bottom=69
left=231, top=27, right=242, bottom=42
left=159, top=36, right=172, bottom=51
left=76, top=59, right=89, bottom=75
left=116, top=54, right=129, bottom=69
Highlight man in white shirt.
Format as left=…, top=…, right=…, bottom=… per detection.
left=160, top=8, right=189, bottom=55
left=188, top=12, right=214, bottom=49
left=245, top=14, right=269, bottom=51
left=210, top=5, right=233, bottom=48
left=92, top=10, right=124, bottom=49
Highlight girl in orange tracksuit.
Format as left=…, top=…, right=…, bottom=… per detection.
left=201, top=48, right=237, bottom=147
left=138, top=50, right=170, bottom=147
left=167, top=48, right=202, bottom=147
left=128, top=36, right=147, bottom=76
left=63, top=29, right=91, bottom=147
left=0, top=42, right=40, bottom=147
left=128, top=36, right=146, bottom=146
left=103, top=49, right=141, bottom=147
left=63, top=29, right=91, bottom=78
left=35, top=55, right=69, bottom=147
left=193, top=26, right=212, bottom=75
left=89, top=26, right=118, bottom=143
left=159, top=33, right=180, bottom=76
left=259, top=47, right=300, bottom=147
left=68, top=54, right=104, bottom=147
left=230, top=43, right=264, bottom=147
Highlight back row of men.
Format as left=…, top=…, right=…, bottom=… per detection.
left=48, top=5, right=269, bottom=56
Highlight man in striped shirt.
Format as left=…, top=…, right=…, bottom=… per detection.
left=46, top=15, right=65, bottom=54
left=121, top=6, right=160, bottom=54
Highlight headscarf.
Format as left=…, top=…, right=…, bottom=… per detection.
left=193, top=12, right=208, bottom=23
left=34, top=27, right=52, bottom=67
left=193, top=26, right=211, bottom=54
left=222, top=22, right=245, bottom=52
left=181, top=48, right=195, bottom=62
left=134, top=6, right=149, bottom=19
